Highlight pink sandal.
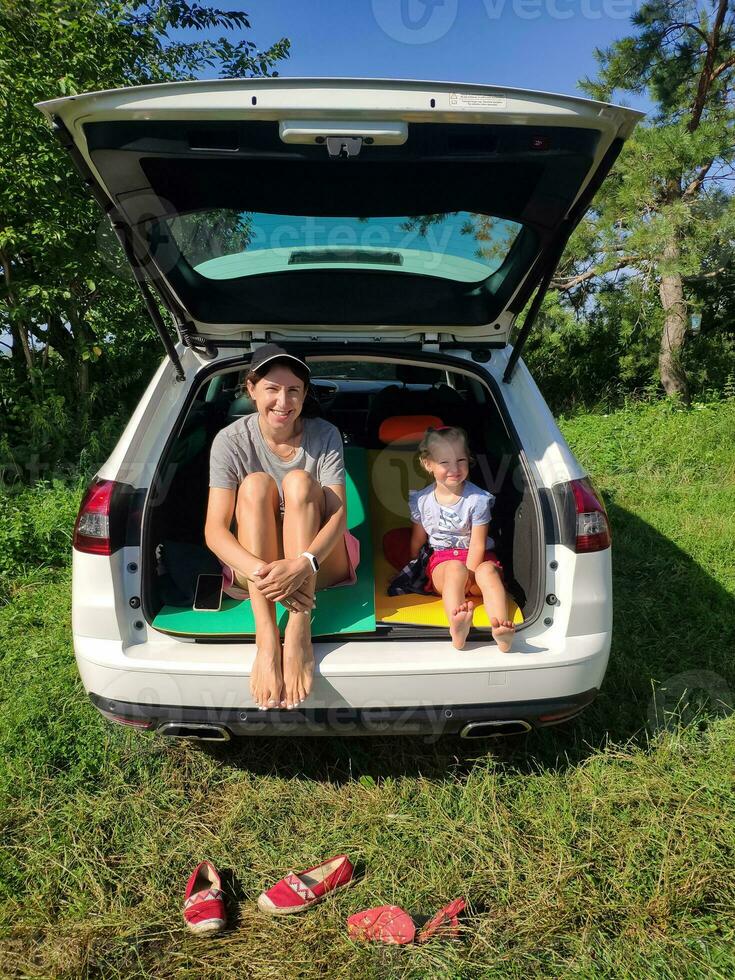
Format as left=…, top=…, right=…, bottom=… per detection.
left=417, top=897, right=466, bottom=942
left=257, top=854, right=354, bottom=914
left=347, top=905, right=417, bottom=944
left=348, top=897, right=466, bottom=945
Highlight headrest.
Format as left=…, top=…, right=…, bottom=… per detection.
left=227, top=393, right=255, bottom=420
left=378, top=415, right=444, bottom=446
left=396, top=364, right=441, bottom=386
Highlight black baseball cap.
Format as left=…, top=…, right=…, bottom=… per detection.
left=249, top=343, right=311, bottom=377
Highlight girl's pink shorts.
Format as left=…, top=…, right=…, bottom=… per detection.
left=425, top=547, right=503, bottom=595
left=220, top=530, right=360, bottom=601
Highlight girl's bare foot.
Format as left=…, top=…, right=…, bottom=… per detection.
left=282, top=612, right=315, bottom=709
left=490, top=617, right=515, bottom=653
left=450, top=600, right=474, bottom=650
left=250, top=633, right=283, bottom=709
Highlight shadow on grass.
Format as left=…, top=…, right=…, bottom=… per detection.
left=197, top=502, right=734, bottom=780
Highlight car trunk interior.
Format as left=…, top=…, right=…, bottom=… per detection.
left=141, top=353, right=543, bottom=641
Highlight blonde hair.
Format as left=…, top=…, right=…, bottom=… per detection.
left=417, top=426, right=474, bottom=468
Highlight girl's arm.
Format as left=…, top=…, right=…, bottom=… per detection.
left=410, top=520, right=428, bottom=558
left=466, top=522, right=489, bottom=573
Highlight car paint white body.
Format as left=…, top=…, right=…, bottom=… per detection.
left=39, top=78, right=631, bottom=731
left=71, top=343, right=611, bottom=719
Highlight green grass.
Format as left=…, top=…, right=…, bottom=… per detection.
left=1, top=400, right=734, bottom=978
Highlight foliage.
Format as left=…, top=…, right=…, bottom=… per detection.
left=0, top=0, right=289, bottom=479
left=525, top=275, right=735, bottom=414
left=0, top=478, right=84, bottom=580
left=548, top=0, right=735, bottom=400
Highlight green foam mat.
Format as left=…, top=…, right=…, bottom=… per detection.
left=152, top=446, right=375, bottom=637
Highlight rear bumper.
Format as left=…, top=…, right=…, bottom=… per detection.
left=89, top=688, right=598, bottom=737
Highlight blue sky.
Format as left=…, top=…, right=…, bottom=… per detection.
left=193, top=0, right=649, bottom=112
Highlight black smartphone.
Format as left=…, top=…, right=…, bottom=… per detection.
left=193, top=573, right=223, bottom=611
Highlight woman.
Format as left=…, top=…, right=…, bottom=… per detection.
left=205, top=345, right=359, bottom=711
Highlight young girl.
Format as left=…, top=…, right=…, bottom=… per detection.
left=406, top=426, right=515, bottom=652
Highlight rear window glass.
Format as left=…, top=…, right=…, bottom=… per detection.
left=167, top=211, right=523, bottom=284
left=86, top=119, right=602, bottom=325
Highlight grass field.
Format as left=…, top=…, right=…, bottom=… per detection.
left=1, top=400, right=734, bottom=978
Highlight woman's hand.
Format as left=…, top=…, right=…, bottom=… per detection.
left=250, top=557, right=313, bottom=606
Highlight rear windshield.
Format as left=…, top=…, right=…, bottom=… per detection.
left=169, top=211, right=523, bottom=284
left=86, top=119, right=602, bottom=326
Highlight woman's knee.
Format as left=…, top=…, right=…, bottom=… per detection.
left=281, top=468, right=320, bottom=505
left=237, top=472, right=278, bottom=510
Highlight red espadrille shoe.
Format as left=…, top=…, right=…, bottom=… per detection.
left=183, top=860, right=226, bottom=935
left=257, top=854, right=354, bottom=915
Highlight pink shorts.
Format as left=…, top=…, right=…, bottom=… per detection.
left=220, top=530, right=361, bottom=601
left=425, top=548, right=503, bottom=595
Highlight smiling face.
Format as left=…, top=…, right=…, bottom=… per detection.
left=421, top=434, right=470, bottom=490
left=247, top=363, right=306, bottom=432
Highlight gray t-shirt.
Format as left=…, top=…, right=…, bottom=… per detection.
left=409, top=481, right=495, bottom=550
left=209, top=413, right=345, bottom=499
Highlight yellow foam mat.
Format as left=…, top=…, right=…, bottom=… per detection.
left=367, top=449, right=523, bottom=628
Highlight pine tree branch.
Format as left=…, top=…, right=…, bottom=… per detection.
left=712, top=54, right=735, bottom=80
left=688, top=0, right=730, bottom=132
left=550, top=255, right=640, bottom=292
left=682, top=266, right=732, bottom=283
left=662, top=21, right=710, bottom=47
left=682, top=158, right=716, bottom=199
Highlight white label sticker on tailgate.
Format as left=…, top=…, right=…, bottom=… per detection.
left=449, top=92, right=506, bottom=108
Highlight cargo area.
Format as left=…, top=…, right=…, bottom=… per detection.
left=140, top=354, right=544, bottom=640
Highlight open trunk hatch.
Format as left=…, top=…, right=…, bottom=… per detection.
left=38, top=78, right=642, bottom=358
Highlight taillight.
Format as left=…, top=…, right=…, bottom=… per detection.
left=571, top=478, right=611, bottom=553
left=73, top=478, right=138, bottom=557
left=73, top=479, right=119, bottom=555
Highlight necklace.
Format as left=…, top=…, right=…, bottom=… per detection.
left=259, top=418, right=302, bottom=461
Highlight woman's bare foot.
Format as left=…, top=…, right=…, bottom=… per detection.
left=282, top=612, right=315, bottom=709
left=490, top=617, right=515, bottom=653
left=250, top=633, right=283, bottom=709
left=450, top=600, right=474, bottom=650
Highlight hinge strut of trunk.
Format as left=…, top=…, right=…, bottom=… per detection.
left=502, top=235, right=567, bottom=384
left=503, top=136, right=626, bottom=383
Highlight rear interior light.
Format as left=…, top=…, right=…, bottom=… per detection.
left=572, top=478, right=611, bottom=553
left=73, top=478, right=136, bottom=555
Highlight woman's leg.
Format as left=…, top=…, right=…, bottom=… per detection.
left=279, top=473, right=353, bottom=708
left=235, top=472, right=284, bottom=708
left=432, top=560, right=474, bottom=650
left=279, top=470, right=323, bottom=709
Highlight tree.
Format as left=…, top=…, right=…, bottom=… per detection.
left=0, top=1, right=289, bottom=478
left=553, top=0, right=735, bottom=401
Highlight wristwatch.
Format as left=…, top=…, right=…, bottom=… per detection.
left=301, top=551, right=320, bottom=574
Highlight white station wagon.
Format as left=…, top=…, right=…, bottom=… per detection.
left=38, top=78, right=642, bottom=740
